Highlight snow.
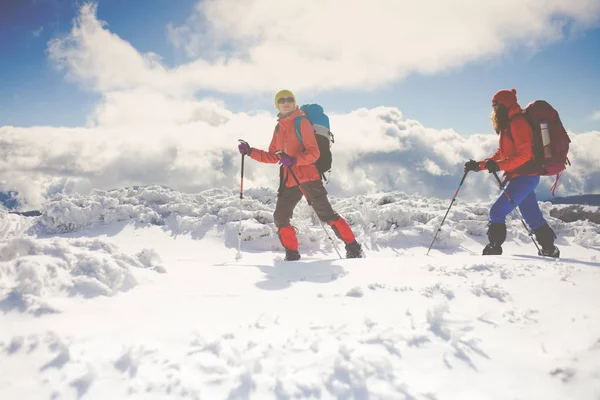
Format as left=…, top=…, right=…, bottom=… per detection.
left=1, top=185, right=599, bottom=399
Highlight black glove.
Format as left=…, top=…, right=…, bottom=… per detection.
left=464, top=159, right=481, bottom=172
left=484, top=159, right=500, bottom=173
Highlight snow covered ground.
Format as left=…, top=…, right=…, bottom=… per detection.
left=1, top=185, right=599, bottom=399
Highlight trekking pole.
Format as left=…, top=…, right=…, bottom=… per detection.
left=236, top=140, right=247, bottom=261
left=275, top=151, right=343, bottom=259
left=491, top=171, right=542, bottom=254
left=427, top=171, right=469, bottom=255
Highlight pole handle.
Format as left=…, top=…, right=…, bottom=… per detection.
left=238, top=139, right=248, bottom=199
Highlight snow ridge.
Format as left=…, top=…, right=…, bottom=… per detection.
left=29, top=185, right=600, bottom=251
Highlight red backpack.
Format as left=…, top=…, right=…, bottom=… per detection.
left=510, top=100, right=571, bottom=196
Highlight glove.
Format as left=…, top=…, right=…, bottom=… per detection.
left=484, top=159, right=500, bottom=173
left=464, top=159, right=481, bottom=172
left=278, top=153, right=296, bottom=168
left=238, top=141, right=252, bottom=156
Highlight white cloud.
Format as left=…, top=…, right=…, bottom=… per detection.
left=48, top=1, right=600, bottom=95
left=48, top=5, right=172, bottom=95
left=86, top=88, right=234, bottom=127
left=592, top=110, right=600, bottom=120
left=420, top=159, right=450, bottom=176
left=1, top=105, right=599, bottom=210
left=4, top=2, right=599, bottom=209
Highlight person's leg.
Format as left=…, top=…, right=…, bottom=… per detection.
left=533, top=223, right=560, bottom=257
left=518, top=189, right=546, bottom=231
left=482, top=222, right=507, bottom=255
left=273, top=186, right=304, bottom=260
left=518, top=190, right=560, bottom=257
left=484, top=176, right=540, bottom=255
left=489, top=176, right=540, bottom=224
left=301, top=180, right=364, bottom=258
left=300, top=180, right=339, bottom=223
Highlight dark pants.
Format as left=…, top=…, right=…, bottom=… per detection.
left=274, top=180, right=339, bottom=228
left=490, top=175, right=547, bottom=230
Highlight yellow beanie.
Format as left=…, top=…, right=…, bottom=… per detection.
left=274, top=89, right=295, bottom=108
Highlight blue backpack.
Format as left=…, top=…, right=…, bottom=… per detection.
left=294, top=104, right=335, bottom=180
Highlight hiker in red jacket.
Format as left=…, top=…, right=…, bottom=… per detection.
left=464, top=89, right=560, bottom=257
left=238, top=89, right=364, bottom=261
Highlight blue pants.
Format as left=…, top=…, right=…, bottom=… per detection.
left=489, top=175, right=547, bottom=230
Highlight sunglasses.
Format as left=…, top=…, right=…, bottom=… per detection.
left=277, top=97, right=295, bottom=104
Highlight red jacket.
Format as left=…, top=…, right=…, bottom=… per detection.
left=480, top=104, right=537, bottom=180
left=250, top=107, right=321, bottom=187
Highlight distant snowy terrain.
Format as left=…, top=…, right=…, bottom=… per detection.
left=1, top=185, right=599, bottom=399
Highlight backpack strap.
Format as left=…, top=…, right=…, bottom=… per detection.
left=294, top=116, right=306, bottom=150
left=550, top=171, right=563, bottom=197
left=505, top=113, right=526, bottom=143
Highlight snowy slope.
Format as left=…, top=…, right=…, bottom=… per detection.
left=1, top=186, right=599, bottom=400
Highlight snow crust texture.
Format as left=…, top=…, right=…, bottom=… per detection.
left=0, top=185, right=599, bottom=399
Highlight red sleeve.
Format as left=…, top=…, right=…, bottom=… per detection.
left=495, top=118, right=534, bottom=171
left=295, top=118, right=320, bottom=165
left=479, top=148, right=502, bottom=170
left=249, top=127, right=279, bottom=164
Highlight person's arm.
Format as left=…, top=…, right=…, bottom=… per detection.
left=250, top=128, right=280, bottom=164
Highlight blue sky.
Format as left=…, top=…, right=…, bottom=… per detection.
left=1, top=0, right=599, bottom=134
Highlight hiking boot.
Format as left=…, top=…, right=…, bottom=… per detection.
left=534, top=224, right=560, bottom=258
left=482, top=222, right=506, bottom=256
left=284, top=249, right=301, bottom=261
left=538, top=245, right=560, bottom=258
left=482, top=244, right=502, bottom=255
left=345, top=241, right=365, bottom=258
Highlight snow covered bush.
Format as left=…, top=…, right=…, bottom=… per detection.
left=0, top=237, right=162, bottom=315
left=136, top=248, right=166, bottom=273
left=17, top=185, right=600, bottom=255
